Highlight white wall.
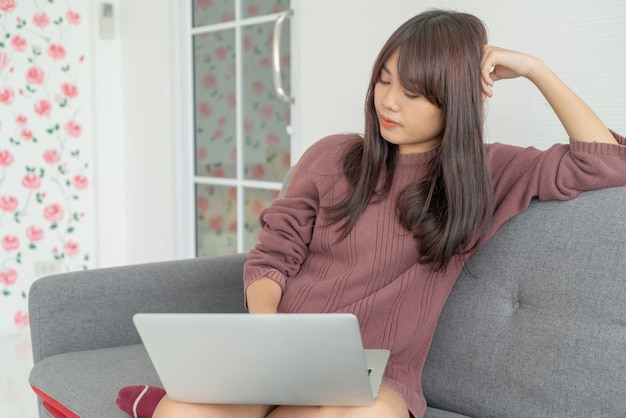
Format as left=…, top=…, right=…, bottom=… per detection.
left=92, top=0, right=175, bottom=267
left=119, top=0, right=175, bottom=264
left=294, top=0, right=626, bottom=153
left=92, top=0, right=126, bottom=267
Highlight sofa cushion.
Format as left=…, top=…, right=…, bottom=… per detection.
left=30, top=344, right=160, bottom=417
left=422, top=188, right=626, bottom=417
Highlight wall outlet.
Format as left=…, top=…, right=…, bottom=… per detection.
left=34, top=260, right=63, bottom=278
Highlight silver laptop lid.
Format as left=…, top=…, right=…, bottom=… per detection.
left=133, top=313, right=389, bottom=406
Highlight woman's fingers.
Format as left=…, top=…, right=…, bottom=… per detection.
left=480, top=45, right=536, bottom=101
left=481, top=49, right=495, bottom=101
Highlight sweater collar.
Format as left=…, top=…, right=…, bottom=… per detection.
left=397, top=147, right=439, bottom=167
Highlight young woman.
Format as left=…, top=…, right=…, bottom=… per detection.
left=117, top=9, right=626, bottom=418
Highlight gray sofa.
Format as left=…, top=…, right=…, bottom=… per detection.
left=29, top=187, right=626, bottom=417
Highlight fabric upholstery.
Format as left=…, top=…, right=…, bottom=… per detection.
left=29, top=254, right=247, bottom=363
left=30, top=344, right=159, bottom=417
left=422, top=187, right=626, bottom=417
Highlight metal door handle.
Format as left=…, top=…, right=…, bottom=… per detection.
left=272, top=9, right=294, bottom=104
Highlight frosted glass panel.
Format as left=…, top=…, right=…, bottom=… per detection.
left=242, top=0, right=290, bottom=18
left=196, top=184, right=238, bottom=256
left=242, top=21, right=291, bottom=182
left=193, top=29, right=237, bottom=178
left=192, top=0, right=235, bottom=27
left=243, top=187, right=280, bottom=251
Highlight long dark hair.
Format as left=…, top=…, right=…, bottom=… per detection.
left=328, top=9, right=493, bottom=272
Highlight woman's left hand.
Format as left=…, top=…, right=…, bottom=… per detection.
left=480, top=45, right=539, bottom=102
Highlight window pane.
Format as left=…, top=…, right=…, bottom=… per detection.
left=242, top=21, right=291, bottom=182
left=193, top=29, right=237, bottom=178
left=192, top=0, right=235, bottom=27
left=196, top=184, right=238, bottom=256
left=242, top=0, right=290, bottom=18
left=243, top=187, right=280, bottom=251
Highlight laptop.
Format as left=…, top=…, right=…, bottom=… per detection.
left=133, top=313, right=390, bottom=406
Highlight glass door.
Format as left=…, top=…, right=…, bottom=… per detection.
left=181, top=0, right=293, bottom=257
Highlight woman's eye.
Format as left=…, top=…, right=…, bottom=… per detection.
left=378, top=78, right=391, bottom=85
left=404, top=92, right=420, bottom=99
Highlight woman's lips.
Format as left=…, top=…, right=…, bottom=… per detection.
left=379, top=115, right=399, bottom=129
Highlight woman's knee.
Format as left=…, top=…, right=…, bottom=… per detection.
left=152, top=396, right=200, bottom=418
left=314, top=404, right=409, bottom=418
left=154, top=396, right=273, bottom=418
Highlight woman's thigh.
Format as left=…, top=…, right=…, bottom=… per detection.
left=267, top=384, right=409, bottom=418
left=153, top=395, right=275, bottom=418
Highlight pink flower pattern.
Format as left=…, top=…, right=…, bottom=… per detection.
left=26, top=66, right=45, bottom=84
left=0, top=269, right=18, bottom=286
left=2, top=235, right=20, bottom=252
left=43, top=149, right=61, bottom=164
left=14, top=310, right=29, bottom=329
left=20, top=128, right=32, bottom=140
left=0, top=0, right=91, bottom=335
left=21, top=173, right=41, bottom=190
left=0, top=195, right=18, bottom=212
left=47, top=44, right=66, bottom=60
left=11, top=35, right=27, bottom=52
left=43, top=203, right=65, bottom=223
left=34, top=99, right=52, bottom=116
left=63, top=240, right=79, bottom=256
left=64, top=120, right=82, bottom=137
left=193, top=0, right=291, bottom=257
left=65, top=10, right=80, bottom=25
left=0, top=0, right=16, bottom=13
left=0, top=87, right=15, bottom=105
left=33, top=12, right=49, bottom=28
left=26, top=226, right=44, bottom=242
left=72, top=174, right=88, bottom=190
left=61, top=82, right=78, bottom=98
left=0, top=149, right=15, bottom=166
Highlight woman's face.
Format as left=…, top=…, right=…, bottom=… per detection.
left=374, top=51, right=444, bottom=154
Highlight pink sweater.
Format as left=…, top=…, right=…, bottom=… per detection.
left=244, top=132, right=626, bottom=416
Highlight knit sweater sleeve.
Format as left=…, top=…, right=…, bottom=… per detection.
left=243, top=134, right=352, bottom=294
left=486, top=130, right=626, bottom=235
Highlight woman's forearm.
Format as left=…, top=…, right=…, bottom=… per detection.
left=526, top=58, right=617, bottom=145
left=245, top=277, right=283, bottom=314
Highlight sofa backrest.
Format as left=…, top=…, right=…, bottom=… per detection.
left=422, top=187, right=626, bottom=417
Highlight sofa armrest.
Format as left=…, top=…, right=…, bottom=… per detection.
left=29, top=254, right=247, bottom=364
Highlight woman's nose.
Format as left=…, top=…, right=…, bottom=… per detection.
left=382, top=88, right=400, bottom=111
